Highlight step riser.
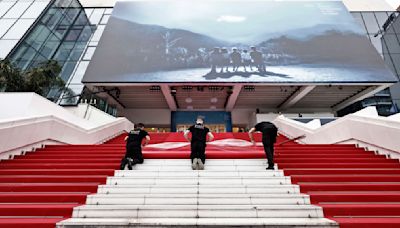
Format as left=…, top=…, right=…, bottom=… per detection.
left=98, top=188, right=300, bottom=194
left=284, top=169, right=400, bottom=175
left=86, top=198, right=310, bottom=205
left=72, top=209, right=322, bottom=218
left=8, top=158, right=395, bottom=164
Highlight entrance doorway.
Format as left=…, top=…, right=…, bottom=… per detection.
left=172, top=111, right=232, bottom=132
left=176, top=124, right=227, bottom=133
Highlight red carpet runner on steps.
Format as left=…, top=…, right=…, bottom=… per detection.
left=0, top=133, right=399, bottom=227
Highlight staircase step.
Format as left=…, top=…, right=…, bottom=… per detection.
left=299, top=182, right=400, bottom=192
left=86, top=194, right=310, bottom=205
left=0, top=183, right=99, bottom=192
left=106, top=177, right=290, bottom=185
left=310, top=192, right=400, bottom=203
left=278, top=163, right=400, bottom=168
left=283, top=168, right=400, bottom=175
left=0, top=193, right=88, bottom=203
left=115, top=170, right=283, bottom=177
left=0, top=218, right=65, bottom=228
left=331, top=217, right=400, bottom=228
left=0, top=175, right=107, bottom=183
left=0, top=204, right=78, bottom=216
left=57, top=217, right=337, bottom=227
left=0, top=163, right=120, bottom=169
left=291, top=174, right=400, bottom=183
left=0, top=169, right=115, bottom=176
left=321, top=203, right=400, bottom=216
left=72, top=204, right=323, bottom=218
left=276, top=158, right=395, bottom=163
left=97, top=185, right=300, bottom=194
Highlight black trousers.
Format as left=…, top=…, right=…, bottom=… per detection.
left=262, top=140, right=274, bottom=167
left=190, top=142, right=206, bottom=164
left=120, top=146, right=144, bottom=170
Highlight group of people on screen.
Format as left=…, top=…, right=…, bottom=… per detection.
left=209, top=46, right=266, bottom=74
left=120, top=118, right=278, bottom=171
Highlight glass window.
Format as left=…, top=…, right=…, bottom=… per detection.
left=100, top=14, right=110, bottom=25
left=10, top=43, right=30, bottom=62
left=3, top=19, right=35, bottom=39
left=74, top=10, right=89, bottom=26
left=389, top=54, right=400, bottom=76
left=15, top=46, right=39, bottom=69
left=44, top=9, right=64, bottom=31
left=374, top=12, right=390, bottom=32
left=59, top=84, right=84, bottom=105
left=0, top=1, right=16, bottom=18
left=3, top=1, right=32, bottom=19
left=54, top=25, right=70, bottom=39
left=369, top=35, right=384, bottom=54
left=361, top=12, right=380, bottom=34
left=64, top=7, right=80, bottom=23
left=78, top=25, right=92, bottom=41
left=69, top=60, right=89, bottom=84
left=25, top=24, right=53, bottom=50
left=389, top=15, right=400, bottom=34
left=104, top=8, right=113, bottom=14
left=0, top=19, right=16, bottom=38
left=54, top=0, right=72, bottom=8
left=40, top=38, right=61, bottom=59
left=89, top=8, right=104, bottom=25
left=0, top=39, right=18, bottom=59
left=88, top=41, right=98, bottom=46
left=91, top=25, right=105, bottom=41
left=60, top=61, right=77, bottom=81
left=65, top=28, right=82, bottom=41
left=68, top=43, right=86, bottom=61
left=84, top=8, right=94, bottom=18
left=82, top=46, right=95, bottom=60
left=53, top=42, right=74, bottom=61
left=383, top=35, right=400, bottom=54
left=22, top=1, right=49, bottom=19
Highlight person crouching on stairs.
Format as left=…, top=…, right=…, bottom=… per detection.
left=120, top=123, right=150, bottom=170
left=184, top=117, right=214, bottom=170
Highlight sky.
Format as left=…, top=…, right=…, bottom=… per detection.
left=112, top=0, right=364, bottom=43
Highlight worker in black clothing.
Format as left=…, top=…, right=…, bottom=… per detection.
left=249, top=121, right=278, bottom=170
left=184, top=117, right=214, bottom=170
left=120, top=123, right=150, bottom=170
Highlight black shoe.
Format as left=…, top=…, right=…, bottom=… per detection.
left=120, top=158, right=128, bottom=170
left=266, top=166, right=275, bottom=170
left=127, top=158, right=134, bottom=170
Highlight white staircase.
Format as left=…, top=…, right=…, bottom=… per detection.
left=57, top=159, right=338, bottom=227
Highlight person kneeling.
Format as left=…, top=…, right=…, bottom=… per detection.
left=120, top=123, right=150, bottom=170
left=184, top=117, right=214, bottom=170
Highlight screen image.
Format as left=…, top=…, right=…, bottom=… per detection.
left=83, top=0, right=397, bottom=83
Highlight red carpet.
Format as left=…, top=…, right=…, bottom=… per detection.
left=0, top=132, right=399, bottom=227
left=276, top=143, right=400, bottom=228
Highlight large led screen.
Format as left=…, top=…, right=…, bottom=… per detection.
left=83, top=0, right=397, bottom=83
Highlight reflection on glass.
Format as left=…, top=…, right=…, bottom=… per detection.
left=6, top=0, right=93, bottom=103
left=22, top=1, right=49, bottom=19
left=3, top=1, right=32, bottom=19
left=3, top=19, right=35, bottom=39
left=362, top=12, right=380, bottom=34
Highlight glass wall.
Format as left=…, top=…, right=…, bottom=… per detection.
left=0, top=0, right=50, bottom=59
left=6, top=0, right=93, bottom=101
left=351, top=11, right=400, bottom=79
left=347, top=11, right=400, bottom=116
left=57, top=7, right=114, bottom=113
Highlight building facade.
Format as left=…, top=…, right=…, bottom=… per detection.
left=1, top=0, right=399, bottom=120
